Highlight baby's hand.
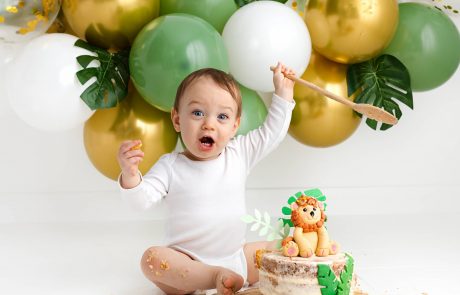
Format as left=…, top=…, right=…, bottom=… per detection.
left=273, top=62, right=295, bottom=102
left=117, top=140, right=144, bottom=177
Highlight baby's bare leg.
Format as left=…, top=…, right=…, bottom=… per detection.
left=141, top=246, right=244, bottom=294
left=243, top=241, right=278, bottom=285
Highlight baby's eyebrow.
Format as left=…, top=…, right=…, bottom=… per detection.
left=219, top=105, right=235, bottom=113
left=187, top=100, right=202, bottom=106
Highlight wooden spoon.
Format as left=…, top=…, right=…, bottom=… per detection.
left=270, top=66, right=398, bottom=125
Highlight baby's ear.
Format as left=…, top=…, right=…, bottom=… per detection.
left=233, top=117, right=241, bottom=133
left=171, top=108, right=181, bottom=132
left=291, top=202, right=299, bottom=211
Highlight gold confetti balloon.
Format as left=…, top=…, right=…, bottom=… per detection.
left=62, top=0, right=159, bottom=50
left=0, top=0, right=60, bottom=43
left=289, top=51, right=361, bottom=148
left=84, top=85, right=178, bottom=181
left=305, top=0, right=399, bottom=64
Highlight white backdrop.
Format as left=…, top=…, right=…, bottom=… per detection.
left=0, top=29, right=459, bottom=223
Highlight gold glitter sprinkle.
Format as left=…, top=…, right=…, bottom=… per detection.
left=18, top=14, right=46, bottom=35
left=179, top=268, right=189, bottom=278
left=6, top=6, right=18, bottom=13
left=155, top=271, right=162, bottom=276
left=160, top=260, right=169, bottom=271
left=148, top=264, right=154, bottom=272
left=147, top=249, right=158, bottom=262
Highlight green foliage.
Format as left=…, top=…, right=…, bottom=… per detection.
left=241, top=209, right=291, bottom=247
left=318, top=254, right=355, bottom=295
left=337, top=254, right=355, bottom=295
left=347, top=54, right=413, bottom=131
left=317, top=264, right=338, bottom=295
left=74, top=39, right=130, bottom=110
left=234, top=0, right=288, bottom=8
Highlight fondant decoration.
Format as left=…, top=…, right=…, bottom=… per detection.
left=281, top=196, right=339, bottom=257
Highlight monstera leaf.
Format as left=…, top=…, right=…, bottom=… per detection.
left=75, top=39, right=130, bottom=110
left=347, top=54, right=413, bottom=131
left=234, top=0, right=288, bottom=7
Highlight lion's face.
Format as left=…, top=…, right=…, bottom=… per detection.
left=291, top=196, right=325, bottom=233
left=297, top=204, right=321, bottom=224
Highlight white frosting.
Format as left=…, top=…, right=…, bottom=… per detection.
left=258, top=252, right=355, bottom=295
left=259, top=270, right=323, bottom=295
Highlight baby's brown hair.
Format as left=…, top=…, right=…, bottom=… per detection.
left=174, top=68, right=242, bottom=118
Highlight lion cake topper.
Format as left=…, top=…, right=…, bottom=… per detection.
left=281, top=195, right=339, bottom=258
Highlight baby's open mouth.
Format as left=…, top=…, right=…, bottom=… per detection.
left=200, top=136, right=215, bottom=147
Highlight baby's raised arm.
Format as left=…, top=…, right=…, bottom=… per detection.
left=117, top=139, right=144, bottom=189
left=272, top=62, right=296, bottom=103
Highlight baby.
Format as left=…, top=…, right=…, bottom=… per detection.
left=117, top=63, right=296, bottom=294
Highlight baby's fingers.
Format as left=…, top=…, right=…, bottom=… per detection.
left=120, top=140, right=143, bottom=154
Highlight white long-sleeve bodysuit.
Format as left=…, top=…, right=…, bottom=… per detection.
left=119, top=94, right=294, bottom=281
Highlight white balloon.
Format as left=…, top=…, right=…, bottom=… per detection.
left=222, top=1, right=311, bottom=92
left=7, top=33, right=96, bottom=132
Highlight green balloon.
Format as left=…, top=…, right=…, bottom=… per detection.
left=237, top=84, right=268, bottom=136
left=383, top=3, right=460, bottom=91
left=160, top=0, right=238, bottom=33
left=130, top=14, right=229, bottom=111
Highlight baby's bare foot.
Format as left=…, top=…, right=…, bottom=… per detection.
left=215, top=268, right=244, bottom=295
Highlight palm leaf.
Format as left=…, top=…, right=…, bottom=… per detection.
left=234, top=0, right=288, bottom=7
left=347, top=54, right=413, bottom=131
left=74, top=39, right=130, bottom=110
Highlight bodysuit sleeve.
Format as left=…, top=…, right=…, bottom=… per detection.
left=118, top=153, right=173, bottom=211
left=235, top=94, right=295, bottom=173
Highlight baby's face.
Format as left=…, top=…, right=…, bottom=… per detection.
left=172, top=77, right=240, bottom=161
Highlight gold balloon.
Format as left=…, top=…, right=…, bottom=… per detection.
left=46, top=11, right=77, bottom=35
left=62, top=0, right=160, bottom=49
left=289, top=51, right=361, bottom=148
left=305, top=0, right=399, bottom=64
left=84, top=86, right=178, bottom=180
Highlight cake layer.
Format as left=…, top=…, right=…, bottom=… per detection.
left=257, top=251, right=354, bottom=295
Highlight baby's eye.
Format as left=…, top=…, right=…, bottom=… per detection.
left=303, top=208, right=307, bottom=212
left=217, top=113, right=229, bottom=120
left=192, top=110, right=204, bottom=117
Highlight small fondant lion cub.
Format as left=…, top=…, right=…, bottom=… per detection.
left=282, top=195, right=339, bottom=258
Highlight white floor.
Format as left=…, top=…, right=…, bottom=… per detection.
left=1, top=214, right=459, bottom=295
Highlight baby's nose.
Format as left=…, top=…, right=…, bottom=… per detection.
left=202, top=118, right=216, bottom=130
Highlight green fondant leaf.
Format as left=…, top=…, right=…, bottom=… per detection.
left=254, top=209, right=261, bottom=221
left=317, top=264, right=338, bottom=295
left=250, top=222, right=260, bottom=232
left=283, top=223, right=291, bottom=237
left=275, top=239, right=282, bottom=249
left=287, top=196, right=297, bottom=204
left=259, top=226, right=269, bottom=236
left=294, top=191, right=303, bottom=198
left=241, top=215, right=255, bottom=223
left=304, top=188, right=323, bottom=198
left=263, top=212, right=271, bottom=224
left=267, top=232, right=276, bottom=241
left=282, top=206, right=292, bottom=215
left=337, top=254, right=355, bottom=295
left=316, top=196, right=327, bottom=202
left=280, top=218, right=293, bottom=227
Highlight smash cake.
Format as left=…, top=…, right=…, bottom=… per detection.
left=245, top=190, right=361, bottom=295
